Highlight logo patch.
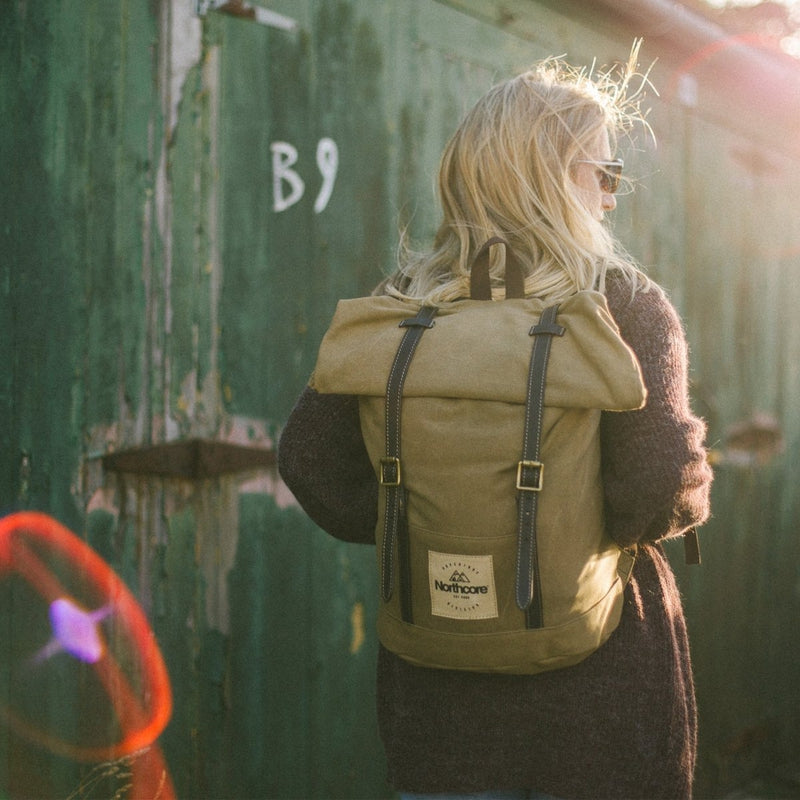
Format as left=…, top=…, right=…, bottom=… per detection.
left=428, top=551, right=498, bottom=620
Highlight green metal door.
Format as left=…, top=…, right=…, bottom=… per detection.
left=4, top=1, right=800, bottom=798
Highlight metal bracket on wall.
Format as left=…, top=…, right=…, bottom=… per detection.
left=195, top=0, right=297, bottom=31
left=102, top=439, right=276, bottom=480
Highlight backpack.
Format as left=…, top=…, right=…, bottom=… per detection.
left=310, top=240, right=647, bottom=674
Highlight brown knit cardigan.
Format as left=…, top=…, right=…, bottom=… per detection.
left=278, top=275, right=713, bottom=799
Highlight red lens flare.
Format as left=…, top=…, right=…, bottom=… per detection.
left=666, top=32, right=787, bottom=100
left=0, top=511, right=176, bottom=798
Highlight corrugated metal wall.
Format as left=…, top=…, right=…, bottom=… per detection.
left=2, top=1, right=800, bottom=797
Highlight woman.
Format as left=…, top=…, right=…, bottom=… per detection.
left=279, top=53, right=713, bottom=800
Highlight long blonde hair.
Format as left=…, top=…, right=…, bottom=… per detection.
left=383, top=48, right=653, bottom=305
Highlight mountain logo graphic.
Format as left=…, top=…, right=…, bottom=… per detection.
left=449, top=571, right=470, bottom=583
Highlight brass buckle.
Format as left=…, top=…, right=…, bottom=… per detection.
left=516, top=460, right=544, bottom=492
left=379, top=457, right=402, bottom=487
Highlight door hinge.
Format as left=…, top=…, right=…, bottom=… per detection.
left=101, top=438, right=275, bottom=480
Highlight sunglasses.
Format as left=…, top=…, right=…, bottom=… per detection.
left=576, top=158, right=624, bottom=194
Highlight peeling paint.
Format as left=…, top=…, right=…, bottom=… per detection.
left=174, top=368, right=224, bottom=439
left=81, top=407, right=292, bottom=633
left=196, top=477, right=239, bottom=634
left=165, top=0, right=203, bottom=138
left=203, top=44, right=223, bottom=415
left=157, top=0, right=205, bottom=444
left=349, top=601, right=365, bottom=655
left=86, top=486, right=121, bottom=517
left=237, top=470, right=298, bottom=509
left=220, top=413, right=274, bottom=449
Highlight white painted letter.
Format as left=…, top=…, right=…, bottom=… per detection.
left=271, top=141, right=305, bottom=212
left=314, top=138, right=339, bottom=214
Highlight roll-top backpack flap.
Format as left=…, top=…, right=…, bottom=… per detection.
left=309, top=296, right=425, bottom=395
left=311, top=291, right=646, bottom=412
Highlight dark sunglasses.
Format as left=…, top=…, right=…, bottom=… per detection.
left=577, top=158, right=624, bottom=194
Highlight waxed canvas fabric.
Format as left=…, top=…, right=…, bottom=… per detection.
left=311, top=290, right=647, bottom=673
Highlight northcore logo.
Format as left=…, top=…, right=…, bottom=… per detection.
left=428, top=551, right=498, bottom=620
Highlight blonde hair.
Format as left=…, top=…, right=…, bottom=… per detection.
left=383, top=46, right=653, bottom=305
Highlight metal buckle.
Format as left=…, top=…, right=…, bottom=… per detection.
left=516, top=460, right=544, bottom=492
left=379, top=457, right=402, bottom=487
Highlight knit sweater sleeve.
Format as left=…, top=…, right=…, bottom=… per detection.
left=601, top=276, right=713, bottom=547
left=277, top=386, right=378, bottom=544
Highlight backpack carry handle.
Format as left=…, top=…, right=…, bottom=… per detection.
left=469, top=237, right=526, bottom=300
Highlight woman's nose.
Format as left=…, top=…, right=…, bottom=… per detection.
left=602, top=193, right=617, bottom=213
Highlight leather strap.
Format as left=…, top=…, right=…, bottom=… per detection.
left=517, top=305, right=565, bottom=627
left=684, top=528, right=701, bottom=565
left=380, top=305, right=438, bottom=619
left=470, top=237, right=526, bottom=300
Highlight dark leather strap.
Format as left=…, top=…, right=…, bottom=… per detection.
left=470, top=237, right=525, bottom=300
left=517, top=305, right=565, bottom=627
left=684, top=528, right=701, bottom=565
left=380, top=305, right=438, bottom=618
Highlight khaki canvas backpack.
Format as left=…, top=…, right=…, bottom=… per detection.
left=310, top=247, right=647, bottom=674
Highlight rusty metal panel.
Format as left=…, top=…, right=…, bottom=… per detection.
left=4, top=0, right=800, bottom=798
